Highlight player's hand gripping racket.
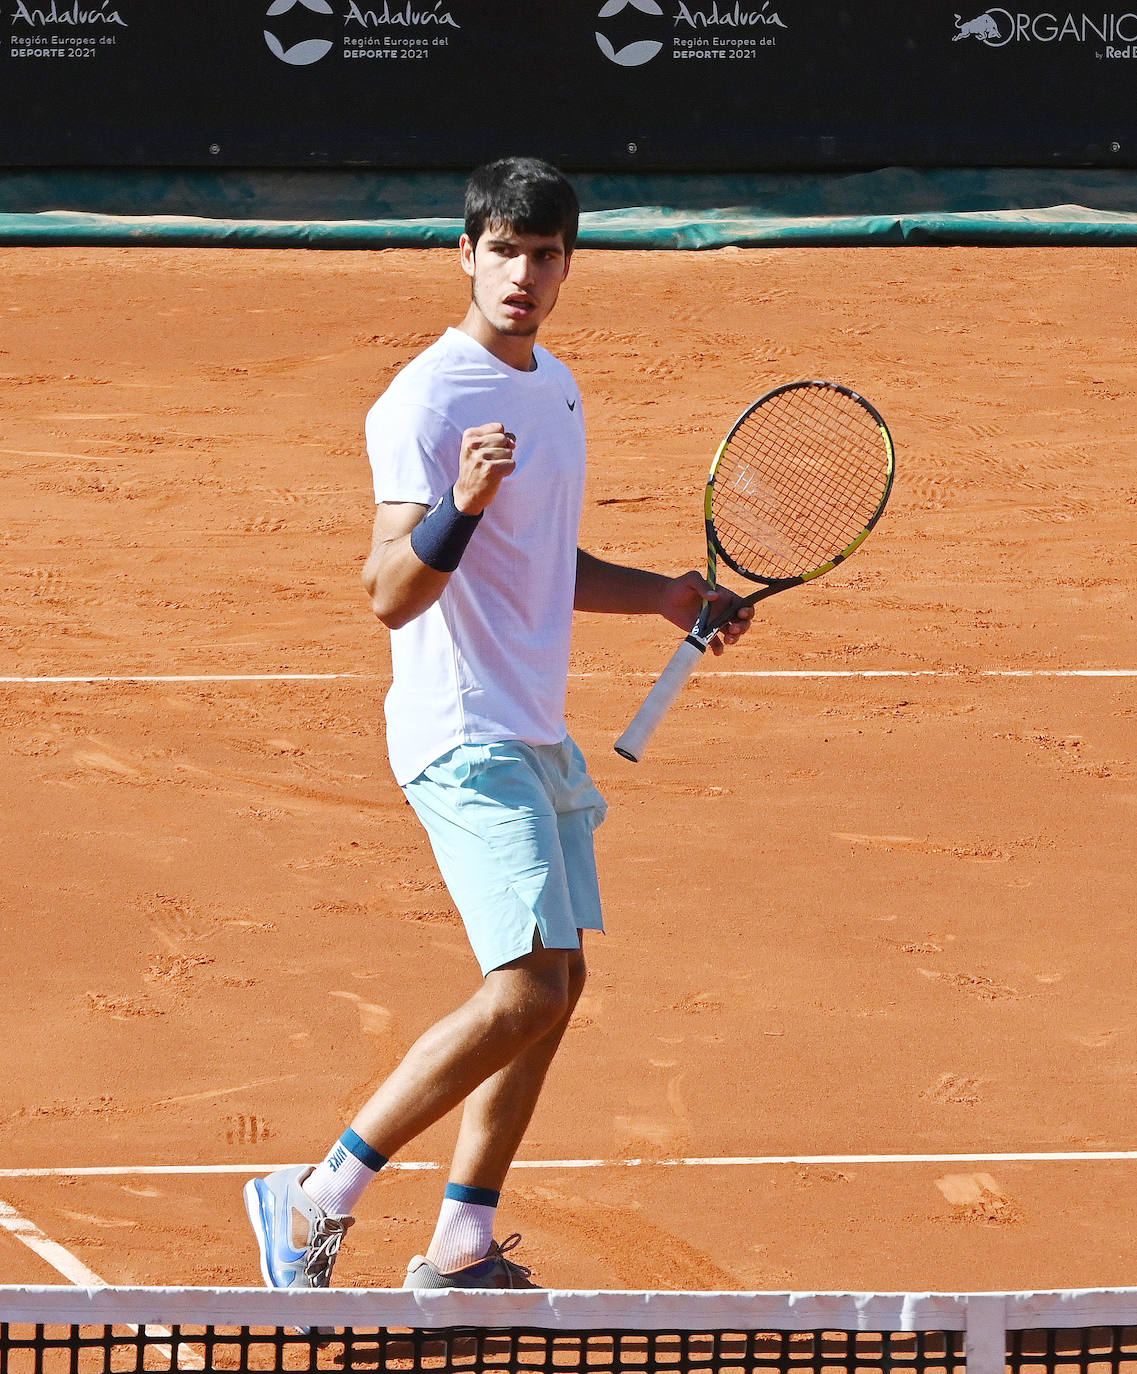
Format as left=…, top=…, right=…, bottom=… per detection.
left=615, top=379, right=895, bottom=762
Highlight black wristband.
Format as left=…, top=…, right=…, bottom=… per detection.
left=410, top=485, right=483, bottom=573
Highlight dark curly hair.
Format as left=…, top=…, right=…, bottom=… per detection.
left=464, top=157, right=579, bottom=256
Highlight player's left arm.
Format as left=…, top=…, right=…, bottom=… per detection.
left=574, top=549, right=752, bottom=655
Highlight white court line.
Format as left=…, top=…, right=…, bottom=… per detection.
left=0, top=1195, right=106, bottom=1284
left=0, top=1196, right=203, bottom=1367
left=698, top=669, right=1137, bottom=678
left=1, top=669, right=1135, bottom=684
left=586, top=669, right=1137, bottom=679
left=0, top=673, right=363, bottom=684
left=5, top=1150, right=1137, bottom=1178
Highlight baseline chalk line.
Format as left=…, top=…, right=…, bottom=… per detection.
left=1, top=669, right=1135, bottom=685
left=5, top=1149, right=1137, bottom=1178
left=0, top=674, right=363, bottom=684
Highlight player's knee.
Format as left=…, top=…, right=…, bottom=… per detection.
left=564, top=948, right=587, bottom=1012
left=485, top=988, right=562, bottom=1045
left=483, top=954, right=577, bottom=1043
left=521, top=971, right=574, bottom=1038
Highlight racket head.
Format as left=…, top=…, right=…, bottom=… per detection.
left=706, top=379, right=895, bottom=592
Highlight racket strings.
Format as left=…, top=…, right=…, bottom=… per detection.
left=712, top=386, right=890, bottom=580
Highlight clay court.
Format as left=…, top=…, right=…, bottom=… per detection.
left=1, top=242, right=1134, bottom=1298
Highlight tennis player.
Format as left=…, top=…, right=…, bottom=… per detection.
left=245, top=156, right=752, bottom=1293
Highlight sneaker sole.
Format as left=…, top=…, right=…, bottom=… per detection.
left=243, top=1178, right=277, bottom=1289
left=243, top=1178, right=335, bottom=1340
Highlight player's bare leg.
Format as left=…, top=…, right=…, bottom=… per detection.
left=347, top=942, right=580, bottom=1160
left=448, top=943, right=586, bottom=1192
left=245, top=941, right=584, bottom=1298
left=401, top=941, right=586, bottom=1288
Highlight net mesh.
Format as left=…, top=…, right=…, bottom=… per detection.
left=0, top=1322, right=966, bottom=1374
left=3, top=1290, right=1137, bottom=1374
left=0, top=1318, right=965, bottom=1374
left=1007, top=1328, right=1137, bottom=1374
left=710, top=383, right=892, bottom=583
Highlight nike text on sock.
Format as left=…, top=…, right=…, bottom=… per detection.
left=302, top=1128, right=387, bottom=1217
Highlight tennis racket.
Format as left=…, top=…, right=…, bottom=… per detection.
left=614, top=379, right=895, bottom=762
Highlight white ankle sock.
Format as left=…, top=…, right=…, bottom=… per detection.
left=425, top=1183, right=500, bottom=1272
left=302, top=1128, right=387, bottom=1217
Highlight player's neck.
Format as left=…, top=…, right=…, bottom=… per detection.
left=457, top=306, right=538, bottom=373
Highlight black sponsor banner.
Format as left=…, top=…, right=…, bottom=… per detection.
left=1, top=2, right=1135, bottom=170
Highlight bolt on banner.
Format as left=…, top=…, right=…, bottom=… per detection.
left=0, top=2, right=1135, bottom=169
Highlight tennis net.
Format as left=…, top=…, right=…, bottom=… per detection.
left=2, top=1287, right=1137, bottom=1374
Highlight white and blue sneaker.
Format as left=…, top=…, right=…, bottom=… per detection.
left=244, top=1165, right=354, bottom=1294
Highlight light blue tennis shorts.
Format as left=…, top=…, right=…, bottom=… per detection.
left=402, top=737, right=607, bottom=976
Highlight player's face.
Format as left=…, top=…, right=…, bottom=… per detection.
left=460, top=224, right=571, bottom=343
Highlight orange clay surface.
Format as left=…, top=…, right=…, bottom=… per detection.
left=1, top=244, right=1135, bottom=1295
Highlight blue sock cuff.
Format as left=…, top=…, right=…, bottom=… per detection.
left=340, top=1128, right=387, bottom=1173
left=444, top=1181, right=500, bottom=1208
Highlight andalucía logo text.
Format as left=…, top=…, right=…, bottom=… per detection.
left=345, top=1, right=459, bottom=26
left=595, top=0, right=787, bottom=67
left=11, top=1, right=127, bottom=23
left=264, top=0, right=461, bottom=66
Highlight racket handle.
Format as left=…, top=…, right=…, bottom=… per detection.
left=614, top=636, right=706, bottom=763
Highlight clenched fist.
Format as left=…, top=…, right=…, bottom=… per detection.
left=453, top=423, right=516, bottom=515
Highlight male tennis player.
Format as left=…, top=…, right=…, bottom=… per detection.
left=245, top=157, right=751, bottom=1293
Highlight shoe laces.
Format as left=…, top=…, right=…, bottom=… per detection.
left=304, top=1215, right=354, bottom=1288
left=487, top=1233, right=533, bottom=1285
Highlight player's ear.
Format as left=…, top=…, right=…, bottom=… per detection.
left=561, top=250, right=573, bottom=282
left=459, top=233, right=476, bottom=279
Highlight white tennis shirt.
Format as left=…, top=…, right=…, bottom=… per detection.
left=366, top=328, right=588, bottom=785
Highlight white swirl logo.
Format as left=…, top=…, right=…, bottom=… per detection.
left=264, top=0, right=335, bottom=65
left=595, top=0, right=665, bottom=66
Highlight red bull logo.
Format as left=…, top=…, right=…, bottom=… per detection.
left=953, top=10, right=1001, bottom=40
left=953, top=8, right=1137, bottom=46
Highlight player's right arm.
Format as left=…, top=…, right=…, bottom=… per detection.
left=362, top=422, right=515, bottom=630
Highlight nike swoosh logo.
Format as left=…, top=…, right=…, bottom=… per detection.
left=566, top=398, right=577, bottom=411
left=268, top=1180, right=308, bottom=1267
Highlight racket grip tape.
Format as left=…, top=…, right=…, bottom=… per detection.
left=614, top=636, right=706, bottom=763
